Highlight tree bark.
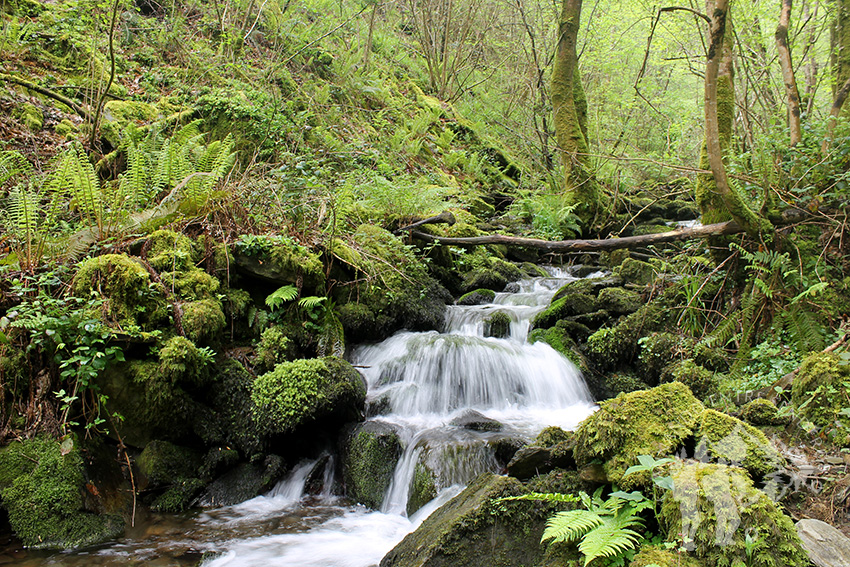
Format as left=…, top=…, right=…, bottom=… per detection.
left=552, top=0, right=596, bottom=226
left=410, top=220, right=743, bottom=252
left=821, top=75, right=850, bottom=154
left=776, top=0, right=803, bottom=146
left=698, top=0, right=771, bottom=236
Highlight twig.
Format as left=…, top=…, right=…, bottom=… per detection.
left=0, top=73, right=91, bottom=120
left=89, top=0, right=122, bottom=149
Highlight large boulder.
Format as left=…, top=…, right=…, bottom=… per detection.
left=380, top=473, right=575, bottom=567
left=694, top=409, right=785, bottom=479
left=791, top=352, right=850, bottom=445
left=341, top=421, right=403, bottom=510
left=572, top=382, right=704, bottom=488
left=0, top=436, right=124, bottom=550
left=251, top=356, right=366, bottom=435
left=797, top=518, right=850, bottom=567
left=659, top=461, right=808, bottom=567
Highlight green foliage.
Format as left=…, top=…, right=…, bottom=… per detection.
left=791, top=352, right=850, bottom=444
left=266, top=285, right=298, bottom=311
left=511, top=191, right=581, bottom=240
left=157, top=336, right=215, bottom=385
left=181, top=299, right=226, bottom=345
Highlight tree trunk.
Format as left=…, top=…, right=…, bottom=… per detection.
left=697, top=0, right=771, bottom=236
left=552, top=0, right=596, bottom=227
left=776, top=0, right=803, bottom=146
left=833, top=0, right=850, bottom=112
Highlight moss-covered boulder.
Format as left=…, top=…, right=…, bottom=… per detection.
left=739, top=398, right=787, bottom=427
left=408, top=461, right=438, bottom=516
left=150, top=478, right=205, bottom=513
left=531, top=293, right=599, bottom=330
left=380, top=472, right=570, bottom=567
left=147, top=230, right=199, bottom=272
left=483, top=312, right=511, bottom=339
left=460, top=258, right=523, bottom=293
left=137, top=440, right=201, bottom=489
left=198, top=455, right=284, bottom=507
left=71, top=253, right=168, bottom=332
left=335, top=226, right=451, bottom=341
left=100, top=100, right=160, bottom=146
left=252, top=357, right=366, bottom=435
left=0, top=436, right=123, bottom=550
left=660, top=359, right=718, bottom=400
left=584, top=303, right=671, bottom=372
left=342, top=421, right=402, bottom=510
left=457, top=288, right=496, bottom=306
left=791, top=352, right=850, bottom=445
left=254, top=325, right=294, bottom=373
left=573, top=382, right=704, bottom=487
left=181, top=298, right=226, bottom=345
left=597, top=287, right=642, bottom=315
left=615, top=258, right=656, bottom=285
left=637, top=332, right=687, bottom=385
left=606, top=372, right=649, bottom=395
left=695, top=409, right=784, bottom=479
left=659, top=461, right=808, bottom=567
left=233, top=234, right=325, bottom=292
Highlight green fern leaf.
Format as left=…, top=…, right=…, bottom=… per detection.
left=578, top=522, right=642, bottom=566
left=266, top=285, right=298, bottom=311
left=541, top=510, right=603, bottom=544
left=298, top=296, right=327, bottom=309
left=0, top=150, right=32, bottom=185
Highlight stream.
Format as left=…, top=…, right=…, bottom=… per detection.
left=13, top=267, right=597, bottom=567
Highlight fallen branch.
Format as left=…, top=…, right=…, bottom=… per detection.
left=410, top=220, right=742, bottom=252
left=0, top=73, right=92, bottom=121
left=394, top=211, right=456, bottom=234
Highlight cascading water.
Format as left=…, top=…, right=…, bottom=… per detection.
left=23, top=268, right=597, bottom=567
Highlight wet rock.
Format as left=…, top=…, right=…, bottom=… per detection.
left=380, top=473, right=561, bottom=567
left=137, top=440, right=202, bottom=490
left=660, top=359, right=718, bottom=400
left=199, top=455, right=284, bottom=507
left=597, top=286, right=642, bottom=315
left=506, top=446, right=551, bottom=479
left=449, top=410, right=502, bottom=432
left=456, top=288, right=495, bottom=306
left=407, top=461, right=437, bottom=516
left=483, top=312, right=511, bottom=339
left=570, top=264, right=605, bottom=278
left=551, top=276, right=623, bottom=302
left=503, top=282, right=520, bottom=293
left=694, top=409, right=785, bottom=479
left=531, top=293, right=599, bottom=329
left=739, top=398, right=788, bottom=426
left=341, top=421, right=402, bottom=510
left=797, top=518, right=850, bottom=567
left=615, top=258, right=656, bottom=285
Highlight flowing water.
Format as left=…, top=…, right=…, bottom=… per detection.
left=13, top=267, right=597, bottom=567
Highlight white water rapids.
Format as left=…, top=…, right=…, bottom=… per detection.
left=24, top=267, right=597, bottom=567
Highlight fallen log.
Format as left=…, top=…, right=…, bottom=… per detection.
left=410, top=220, right=742, bottom=252
left=393, top=211, right=456, bottom=234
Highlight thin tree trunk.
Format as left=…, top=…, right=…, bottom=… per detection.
left=822, top=75, right=850, bottom=154
left=776, top=0, right=803, bottom=146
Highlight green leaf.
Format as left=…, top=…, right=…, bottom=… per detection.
left=265, top=285, right=298, bottom=311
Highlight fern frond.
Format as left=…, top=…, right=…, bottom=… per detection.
left=541, top=510, right=602, bottom=544
left=266, top=285, right=298, bottom=311
left=577, top=522, right=642, bottom=566
left=499, top=492, right=581, bottom=504
left=298, top=296, right=327, bottom=309
left=51, top=143, right=103, bottom=231
left=0, top=150, right=32, bottom=185
left=778, top=307, right=825, bottom=354
left=317, top=310, right=345, bottom=357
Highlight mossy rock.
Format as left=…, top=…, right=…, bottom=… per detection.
left=198, top=455, right=284, bottom=507
left=659, top=461, right=808, bottom=567
left=150, top=478, right=205, bottom=513
left=254, top=325, right=294, bottom=373
left=100, top=100, right=160, bottom=146
left=0, top=436, right=123, bottom=550
left=16, top=102, right=43, bottom=131
left=531, top=293, right=599, bottom=330
left=520, top=263, right=549, bottom=278
left=457, top=289, right=496, bottom=306
left=606, top=372, right=649, bottom=396
left=615, top=258, right=656, bottom=285
left=380, top=473, right=562, bottom=567
left=158, top=336, right=212, bottom=385
left=584, top=303, right=670, bottom=372
left=342, top=421, right=402, bottom=510
left=199, top=359, right=264, bottom=458
left=528, top=327, right=587, bottom=372
left=252, top=357, right=366, bottom=435
left=638, top=332, right=686, bottom=385
left=695, top=409, right=784, bottom=479
left=147, top=230, right=198, bottom=272
left=71, top=253, right=168, bottom=331
left=791, top=352, right=850, bottom=445
left=484, top=312, right=511, bottom=338
left=461, top=268, right=508, bottom=293
left=137, top=440, right=202, bottom=489
left=631, top=546, right=703, bottom=567
left=597, top=287, right=642, bottom=315
left=408, top=461, right=438, bottom=516
left=535, top=426, right=571, bottom=448
left=181, top=298, right=226, bottom=345
left=573, top=382, right=705, bottom=488
left=660, top=359, right=718, bottom=401
left=739, top=399, right=788, bottom=427
left=161, top=268, right=220, bottom=301
left=233, top=234, right=325, bottom=292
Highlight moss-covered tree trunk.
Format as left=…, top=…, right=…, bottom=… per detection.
left=824, top=0, right=850, bottom=153
left=776, top=0, right=802, bottom=146
left=696, top=0, right=771, bottom=237
left=552, top=0, right=596, bottom=228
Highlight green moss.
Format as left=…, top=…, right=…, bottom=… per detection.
left=631, top=546, right=703, bottom=567
left=791, top=352, right=850, bottom=444
left=408, top=461, right=438, bottom=516
left=55, top=119, right=77, bottom=138
left=660, top=359, right=718, bottom=400
left=573, top=382, right=705, bottom=487
left=457, top=288, right=496, bottom=306
left=158, top=336, right=211, bottom=386
left=584, top=303, right=671, bottom=371
left=224, top=288, right=252, bottom=320
left=659, top=462, right=808, bottom=567
left=528, top=327, right=585, bottom=370
left=100, top=100, right=160, bottom=146
left=202, top=359, right=264, bottom=458
left=461, top=268, right=508, bottom=292
left=16, top=102, right=43, bottom=131
left=606, top=372, right=649, bottom=395
left=535, top=426, right=571, bottom=448
left=532, top=293, right=598, bottom=329
left=638, top=332, right=688, bottom=385
left=150, top=478, right=204, bottom=513
left=0, top=436, right=121, bottom=549
left=739, top=399, right=787, bottom=427
left=147, top=230, right=198, bottom=272
left=343, top=421, right=402, bottom=510
left=484, top=312, right=511, bottom=338
left=137, top=440, right=201, bottom=488
left=597, top=287, right=641, bottom=315
left=71, top=253, right=168, bottom=331
left=234, top=234, right=325, bottom=292
left=695, top=409, right=784, bottom=479
left=521, top=263, right=549, bottom=278
left=615, top=258, right=656, bottom=285
left=254, top=325, right=293, bottom=373
left=252, top=357, right=366, bottom=434
left=181, top=298, right=226, bottom=345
